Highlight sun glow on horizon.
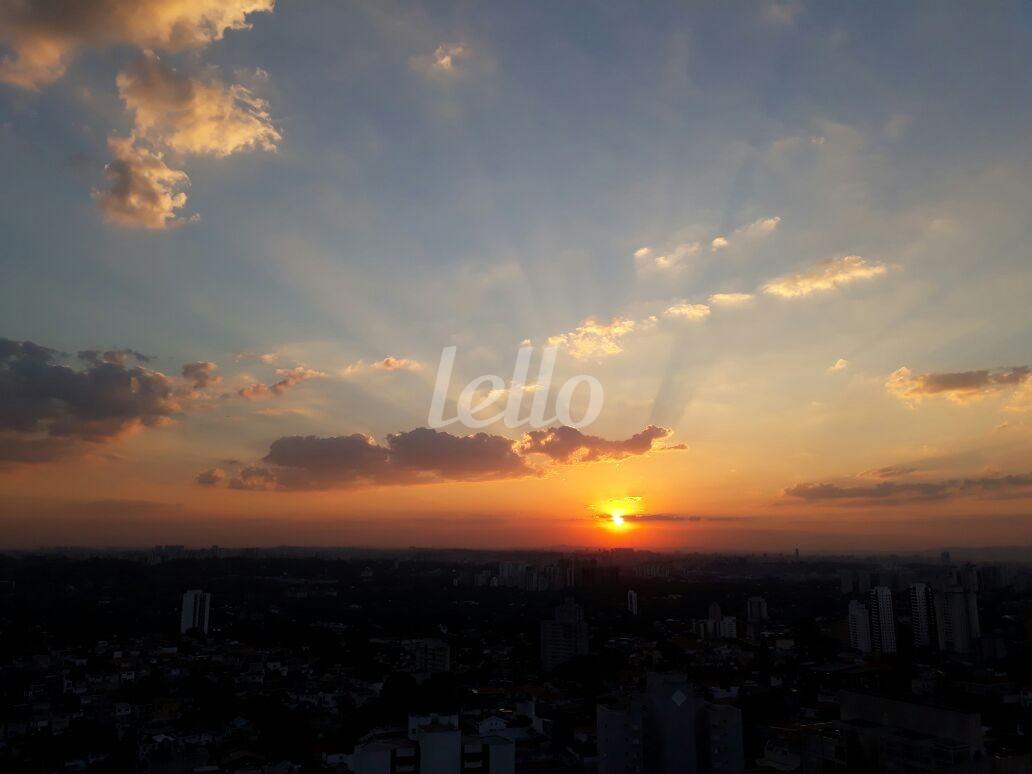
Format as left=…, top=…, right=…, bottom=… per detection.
left=594, top=496, right=641, bottom=533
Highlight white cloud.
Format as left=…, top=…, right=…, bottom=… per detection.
left=548, top=317, right=652, bottom=360
left=93, top=136, right=192, bottom=229
left=663, top=302, right=711, bottom=321
left=117, top=52, right=281, bottom=158
left=763, top=255, right=888, bottom=298
left=708, top=292, right=754, bottom=306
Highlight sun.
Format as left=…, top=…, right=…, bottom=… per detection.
left=593, top=497, right=641, bottom=532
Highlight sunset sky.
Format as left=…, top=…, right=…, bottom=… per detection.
left=1, top=1, right=1031, bottom=551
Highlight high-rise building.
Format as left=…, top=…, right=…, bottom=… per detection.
left=718, top=616, right=738, bottom=640
left=908, top=583, right=935, bottom=649
left=848, top=600, right=872, bottom=653
left=868, top=586, right=896, bottom=654
left=708, top=602, right=723, bottom=623
left=746, top=596, right=768, bottom=623
left=540, top=597, right=589, bottom=671
left=704, top=703, right=746, bottom=774
left=403, top=638, right=450, bottom=674
left=627, top=589, right=639, bottom=616
left=180, top=589, right=210, bottom=634
left=598, top=673, right=744, bottom=774
left=935, top=585, right=980, bottom=654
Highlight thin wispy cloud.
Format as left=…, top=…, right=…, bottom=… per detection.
left=763, top=255, right=888, bottom=298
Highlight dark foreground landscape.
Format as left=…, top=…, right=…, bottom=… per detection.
left=2, top=547, right=1032, bottom=772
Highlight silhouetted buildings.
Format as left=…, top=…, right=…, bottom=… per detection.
left=179, top=588, right=210, bottom=634
left=540, top=597, right=589, bottom=671
left=597, top=673, right=744, bottom=774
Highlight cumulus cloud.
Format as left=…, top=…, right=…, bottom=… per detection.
left=94, top=136, right=191, bottom=229
left=236, top=366, right=325, bottom=400
left=518, top=425, right=671, bottom=463
left=886, top=365, right=1030, bottom=405
left=227, top=428, right=527, bottom=490
left=547, top=316, right=653, bottom=360
left=196, top=467, right=225, bottom=485
left=215, top=424, right=672, bottom=491
left=0, top=337, right=184, bottom=462
left=0, top=0, right=275, bottom=89
left=763, top=255, right=887, bottom=298
left=710, top=236, right=729, bottom=251
left=181, top=361, right=221, bottom=389
left=828, top=358, right=849, bottom=372
left=784, top=472, right=1032, bottom=504
left=708, top=292, right=754, bottom=306
left=663, top=302, right=711, bottom=321
left=117, top=52, right=280, bottom=157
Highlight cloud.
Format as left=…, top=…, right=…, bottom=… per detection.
left=708, top=292, right=754, bottom=306
left=181, top=361, right=221, bottom=389
left=341, top=356, right=423, bottom=376
left=634, top=242, right=701, bottom=273
left=0, top=0, right=275, bottom=89
left=886, top=365, right=1030, bottom=405
left=663, top=302, right=711, bottom=321
left=762, top=1, right=802, bottom=27
left=117, top=52, right=280, bottom=157
left=547, top=316, right=653, bottom=360
left=828, top=358, right=849, bottom=372
left=710, top=236, right=729, bottom=252
left=78, top=348, right=151, bottom=366
left=94, top=136, right=192, bottom=229
left=228, top=428, right=528, bottom=490
left=216, top=424, right=671, bottom=491
left=411, top=43, right=469, bottom=75
left=196, top=467, right=225, bottom=485
left=0, top=337, right=183, bottom=460
left=518, top=424, right=671, bottom=463
left=858, top=465, right=919, bottom=479
left=762, top=255, right=888, bottom=298
left=784, top=472, right=1032, bottom=504
left=236, top=366, right=325, bottom=400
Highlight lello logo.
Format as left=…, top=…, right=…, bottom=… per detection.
left=428, top=346, right=604, bottom=430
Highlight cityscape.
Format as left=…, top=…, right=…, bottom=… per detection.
left=3, top=546, right=1032, bottom=772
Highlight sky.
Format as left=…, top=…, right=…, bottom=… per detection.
left=1, top=0, right=1030, bottom=551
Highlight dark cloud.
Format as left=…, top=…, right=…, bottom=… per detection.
left=240, top=429, right=529, bottom=490
left=78, top=348, right=151, bottom=366
left=182, top=361, right=221, bottom=389
left=0, top=337, right=182, bottom=460
left=785, top=473, right=1032, bottom=504
left=195, top=467, right=226, bottom=486
left=217, top=424, right=671, bottom=491
left=593, top=513, right=749, bottom=523
left=858, top=465, right=920, bottom=479
left=0, top=435, right=79, bottom=464
left=519, top=424, right=671, bottom=462
left=887, top=365, right=1030, bottom=404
